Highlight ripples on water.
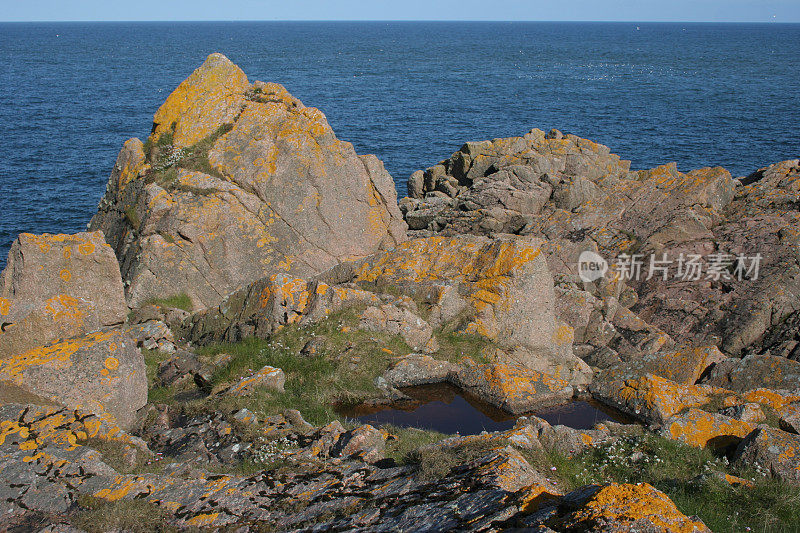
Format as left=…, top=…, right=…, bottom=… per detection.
left=1, top=21, right=798, bottom=268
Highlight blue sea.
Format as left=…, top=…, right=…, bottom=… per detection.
left=1, top=22, right=799, bottom=269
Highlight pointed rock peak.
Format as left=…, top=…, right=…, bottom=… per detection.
left=202, top=52, right=237, bottom=69
left=151, top=52, right=250, bottom=148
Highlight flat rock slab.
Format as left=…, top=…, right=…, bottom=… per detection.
left=704, top=355, right=800, bottom=392
left=598, top=346, right=725, bottom=385
left=660, top=408, right=753, bottom=450
left=452, top=363, right=574, bottom=414
left=0, top=330, right=146, bottom=429
left=0, top=231, right=126, bottom=358
left=590, top=373, right=724, bottom=425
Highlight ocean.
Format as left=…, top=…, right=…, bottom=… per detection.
left=1, top=21, right=798, bottom=268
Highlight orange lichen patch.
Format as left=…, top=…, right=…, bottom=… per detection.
left=0, top=331, right=115, bottom=384
left=557, top=483, right=710, bottom=532
left=94, top=477, right=143, bottom=501
left=597, top=374, right=729, bottom=424
left=59, top=269, right=72, bottom=282
left=151, top=53, right=249, bottom=147
left=104, top=357, right=120, bottom=371
left=19, top=232, right=100, bottom=252
left=481, top=364, right=569, bottom=397
left=0, top=405, right=131, bottom=459
left=43, top=294, right=86, bottom=324
left=743, top=388, right=800, bottom=411
left=724, top=474, right=754, bottom=487
left=185, top=513, right=220, bottom=527
left=553, top=324, right=574, bottom=346
left=517, top=483, right=562, bottom=513
left=664, top=409, right=753, bottom=449
left=78, top=241, right=96, bottom=256
left=0, top=297, right=10, bottom=316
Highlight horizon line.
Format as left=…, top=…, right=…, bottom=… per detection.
left=1, top=19, right=798, bottom=24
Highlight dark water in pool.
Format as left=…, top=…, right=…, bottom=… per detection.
left=2, top=22, right=800, bottom=269
left=340, top=383, right=629, bottom=435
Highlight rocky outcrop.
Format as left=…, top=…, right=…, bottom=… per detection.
left=0, top=232, right=127, bottom=359
left=184, top=234, right=591, bottom=385
left=0, top=331, right=146, bottom=429
left=0, top=401, right=710, bottom=531
left=402, top=131, right=800, bottom=366
left=91, top=53, right=406, bottom=310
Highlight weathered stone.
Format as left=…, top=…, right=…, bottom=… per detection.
left=330, top=424, right=386, bottom=464
left=452, top=363, right=573, bottom=414
left=779, top=403, right=800, bottom=434
left=383, top=354, right=458, bottom=388
left=661, top=409, right=753, bottom=450
left=598, top=346, right=725, bottom=385
left=551, top=482, right=711, bottom=532
left=733, top=426, right=800, bottom=485
left=0, top=232, right=126, bottom=358
left=228, top=365, right=286, bottom=395
left=719, top=402, right=767, bottom=425
left=0, top=331, right=146, bottom=429
left=358, top=304, right=436, bottom=352
left=91, top=53, right=406, bottom=309
left=703, top=354, right=800, bottom=392
left=590, top=373, right=724, bottom=425
left=155, top=349, right=200, bottom=388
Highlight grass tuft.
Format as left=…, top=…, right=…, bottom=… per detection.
left=144, top=293, right=193, bottom=312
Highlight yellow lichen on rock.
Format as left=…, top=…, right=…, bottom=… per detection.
left=151, top=53, right=249, bottom=148
left=663, top=408, right=753, bottom=449
left=556, top=483, right=710, bottom=532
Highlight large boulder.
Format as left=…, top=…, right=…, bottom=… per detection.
left=590, top=373, right=724, bottom=425
left=0, top=330, right=146, bottom=429
left=550, top=482, right=711, bottom=532
left=733, top=426, right=800, bottom=485
left=351, top=234, right=589, bottom=381
left=660, top=408, right=753, bottom=450
left=0, top=232, right=127, bottom=358
left=451, top=363, right=574, bottom=414
left=703, top=354, right=800, bottom=392
left=91, top=53, right=406, bottom=310
left=402, top=130, right=800, bottom=364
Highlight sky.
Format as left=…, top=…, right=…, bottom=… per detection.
left=1, top=0, right=799, bottom=22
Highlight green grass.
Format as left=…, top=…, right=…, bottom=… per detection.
left=382, top=425, right=451, bottom=464
left=538, top=433, right=800, bottom=533
left=189, top=307, right=411, bottom=426
left=175, top=123, right=232, bottom=179
left=144, top=293, right=193, bottom=312
left=142, top=122, right=232, bottom=191
left=71, top=495, right=176, bottom=533
left=142, top=348, right=175, bottom=404
left=124, top=206, right=140, bottom=230
left=406, top=436, right=502, bottom=482
left=434, top=331, right=494, bottom=365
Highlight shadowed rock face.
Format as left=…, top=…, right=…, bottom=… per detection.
left=0, top=231, right=127, bottom=359
left=91, top=53, right=406, bottom=310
